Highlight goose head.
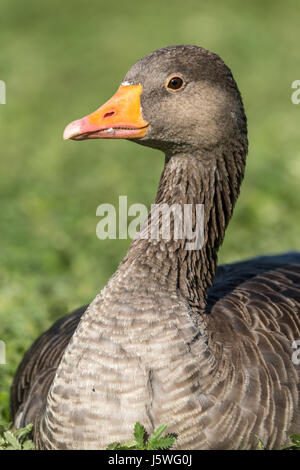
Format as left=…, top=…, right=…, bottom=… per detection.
left=63, top=45, right=247, bottom=157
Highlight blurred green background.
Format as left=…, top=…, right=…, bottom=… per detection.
left=0, top=0, right=299, bottom=422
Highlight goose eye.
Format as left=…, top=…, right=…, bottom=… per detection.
left=166, top=75, right=184, bottom=92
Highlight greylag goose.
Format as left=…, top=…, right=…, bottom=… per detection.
left=11, top=45, right=300, bottom=450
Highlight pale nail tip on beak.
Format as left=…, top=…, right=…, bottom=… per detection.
left=63, top=122, right=82, bottom=140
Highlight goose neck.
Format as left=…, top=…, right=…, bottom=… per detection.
left=123, top=146, right=243, bottom=309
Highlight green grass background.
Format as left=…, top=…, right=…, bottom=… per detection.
left=0, top=0, right=299, bottom=423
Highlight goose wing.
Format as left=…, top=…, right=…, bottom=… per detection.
left=206, top=252, right=300, bottom=448
left=10, top=305, right=87, bottom=427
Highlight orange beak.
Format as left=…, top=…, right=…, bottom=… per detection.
left=63, top=84, right=149, bottom=140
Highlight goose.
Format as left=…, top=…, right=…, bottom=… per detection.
left=10, top=45, right=300, bottom=450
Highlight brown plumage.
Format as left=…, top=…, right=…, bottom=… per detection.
left=11, top=45, right=300, bottom=449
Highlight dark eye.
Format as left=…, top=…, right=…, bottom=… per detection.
left=166, top=75, right=184, bottom=92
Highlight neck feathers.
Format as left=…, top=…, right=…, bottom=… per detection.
left=123, top=140, right=247, bottom=309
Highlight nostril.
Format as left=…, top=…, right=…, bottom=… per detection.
left=103, top=111, right=116, bottom=119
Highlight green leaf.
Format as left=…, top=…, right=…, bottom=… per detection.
left=289, top=434, right=300, bottom=446
left=3, top=430, right=22, bottom=450
left=0, top=423, right=35, bottom=450
left=122, top=439, right=137, bottom=449
left=106, top=422, right=177, bottom=451
left=148, top=424, right=168, bottom=447
left=22, top=439, right=35, bottom=450
left=14, top=423, right=33, bottom=440
left=257, top=438, right=264, bottom=450
left=0, top=437, right=6, bottom=447
left=148, top=436, right=176, bottom=450
left=106, top=442, right=122, bottom=450
left=134, top=422, right=146, bottom=448
left=281, top=433, right=300, bottom=450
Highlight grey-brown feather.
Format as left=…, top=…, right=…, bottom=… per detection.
left=11, top=255, right=300, bottom=449
left=10, top=45, right=300, bottom=449
left=10, top=306, right=87, bottom=427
